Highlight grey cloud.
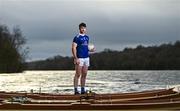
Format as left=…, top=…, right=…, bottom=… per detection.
left=0, top=0, right=179, bottom=61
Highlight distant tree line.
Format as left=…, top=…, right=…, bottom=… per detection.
left=0, top=24, right=28, bottom=73
left=27, top=41, right=180, bottom=70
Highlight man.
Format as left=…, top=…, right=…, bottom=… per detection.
left=72, top=23, right=94, bottom=95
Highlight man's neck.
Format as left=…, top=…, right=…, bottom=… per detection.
left=79, top=33, right=85, bottom=36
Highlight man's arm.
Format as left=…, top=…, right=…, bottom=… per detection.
left=72, top=42, right=79, bottom=65
left=72, top=42, right=77, bottom=59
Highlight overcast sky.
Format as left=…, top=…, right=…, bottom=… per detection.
left=0, top=0, right=179, bottom=61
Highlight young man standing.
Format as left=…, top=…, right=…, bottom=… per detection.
left=72, top=23, right=94, bottom=95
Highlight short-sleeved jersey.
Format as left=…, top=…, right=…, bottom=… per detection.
left=73, top=34, right=89, bottom=58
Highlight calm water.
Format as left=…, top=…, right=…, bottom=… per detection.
left=0, top=70, right=180, bottom=94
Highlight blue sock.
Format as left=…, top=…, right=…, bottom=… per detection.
left=74, top=87, right=78, bottom=92
left=81, top=87, right=85, bottom=92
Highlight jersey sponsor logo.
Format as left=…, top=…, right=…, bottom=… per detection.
left=80, top=37, right=88, bottom=46
left=82, top=41, right=88, bottom=45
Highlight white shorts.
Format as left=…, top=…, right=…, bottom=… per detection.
left=79, top=57, right=90, bottom=67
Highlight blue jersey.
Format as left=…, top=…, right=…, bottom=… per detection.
left=73, top=34, right=89, bottom=58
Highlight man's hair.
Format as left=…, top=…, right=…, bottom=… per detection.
left=79, top=22, right=86, bottom=29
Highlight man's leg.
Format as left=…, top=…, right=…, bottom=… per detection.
left=81, top=65, right=88, bottom=94
left=74, top=64, right=82, bottom=94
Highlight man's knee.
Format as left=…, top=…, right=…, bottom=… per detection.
left=75, top=73, right=80, bottom=78
left=81, top=73, right=87, bottom=79
left=82, top=70, right=87, bottom=76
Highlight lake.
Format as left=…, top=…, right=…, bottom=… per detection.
left=0, top=70, right=180, bottom=94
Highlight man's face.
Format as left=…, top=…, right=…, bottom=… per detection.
left=79, top=26, right=86, bottom=34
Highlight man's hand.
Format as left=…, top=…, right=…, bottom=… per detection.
left=74, top=58, right=80, bottom=65
left=89, top=47, right=95, bottom=52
